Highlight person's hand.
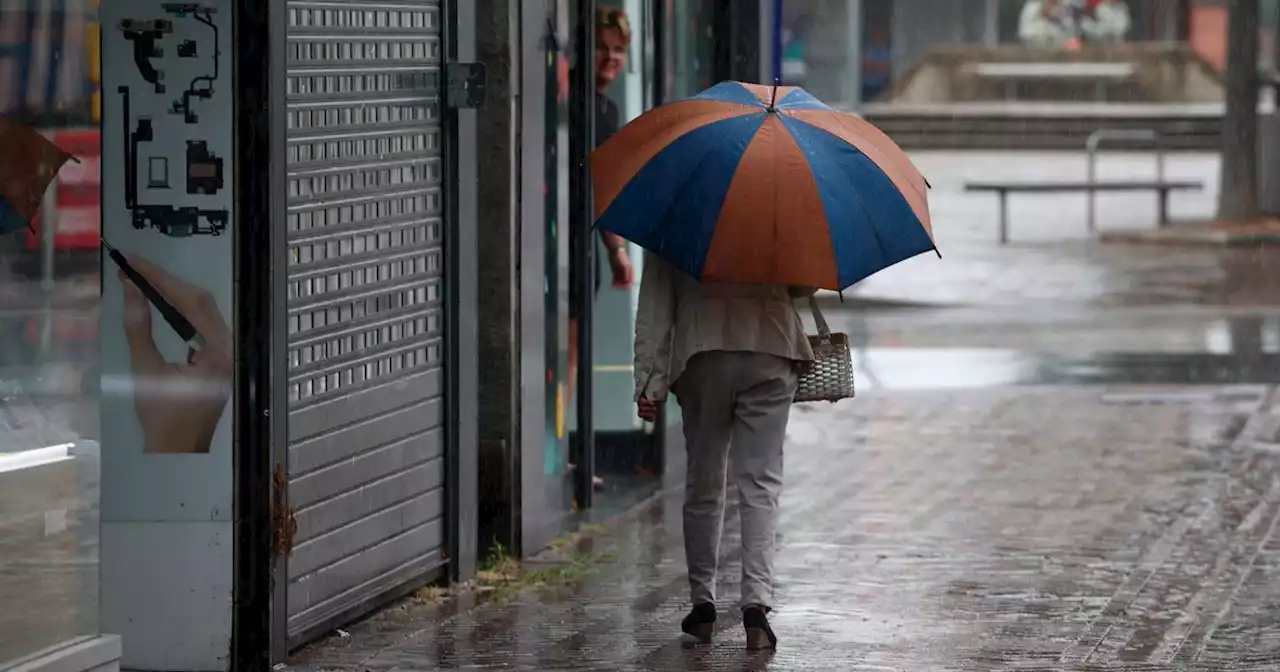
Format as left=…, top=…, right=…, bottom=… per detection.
left=608, top=246, right=634, bottom=289
left=637, top=396, right=661, bottom=422
left=119, top=256, right=233, bottom=454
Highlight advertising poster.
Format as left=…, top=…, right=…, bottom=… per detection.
left=99, top=0, right=235, bottom=667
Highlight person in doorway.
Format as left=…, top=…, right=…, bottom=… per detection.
left=567, top=5, right=635, bottom=490
left=634, top=252, right=815, bottom=650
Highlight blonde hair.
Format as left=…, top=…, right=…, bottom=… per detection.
left=596, top=5, right=632, bottom=44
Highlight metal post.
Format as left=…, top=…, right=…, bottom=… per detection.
left=1086, top=136, right=1097, bottom=233
left=572, top=0, right=596, bottom=512
left=845, top=0, right=863, bottom=110
left=998, top=190, right=1009, bottom=245
left=38, top=304, right=54, bottom=364
left=652, top=0, right=666, bottom=104
left=984, top=0, right=1000, bottom=45
left=40, top=131, right=58, bottom=293
left=1085, top=128, right=1159, bottom=233
left=1155, top=135, right=1167, bottom=227
left=766, top=0, right=781, bottom=84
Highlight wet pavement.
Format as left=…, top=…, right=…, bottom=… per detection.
left=291, top=382, right=1280, bottom=671
left=288, top=299, right=1280, bottom=671
left=284, top=151, right=1280, bottom=671
left=9, top=151, right=1280, bottom=669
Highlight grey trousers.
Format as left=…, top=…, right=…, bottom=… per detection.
left=675, top=350, right=798, bottom=609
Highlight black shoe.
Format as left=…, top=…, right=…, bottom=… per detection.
left=681, top=602, right=717, bottom=642
left=742, top=605, right=777, bottom=650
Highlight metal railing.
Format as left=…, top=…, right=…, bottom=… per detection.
left=1085, top=128, right=1164, bottom=232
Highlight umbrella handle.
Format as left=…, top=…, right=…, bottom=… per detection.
left=807, top=295, right=833, bottom=342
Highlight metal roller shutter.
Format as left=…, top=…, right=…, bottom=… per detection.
left=283, top=0, right=448, bottom=641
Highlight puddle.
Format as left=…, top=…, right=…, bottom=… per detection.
left=854, top=347, right=1280, bottom=391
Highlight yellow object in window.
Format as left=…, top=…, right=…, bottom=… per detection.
left=88, top=21, right=101, bottom=122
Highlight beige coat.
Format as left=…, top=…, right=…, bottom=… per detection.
left=633, top=252, right=815, bottom=401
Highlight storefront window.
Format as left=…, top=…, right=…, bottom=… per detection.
left=0, top=0, right=103, bottom=666
left=664, top=0, right=715, bottom=101
left=545, top=0, right=571, bottom=479
left=592, top=1, right=664, bottom=506
left=595, top=0, right=647, bottom=438
left=777, top=0, right=869, bottom=108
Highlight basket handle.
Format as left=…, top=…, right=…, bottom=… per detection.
left=807, top=295, right=832, bottom=341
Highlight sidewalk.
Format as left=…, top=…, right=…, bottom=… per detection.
left=289, top=385, right=1280, bottom=672
left=827, top=151, right=1280, bottom=309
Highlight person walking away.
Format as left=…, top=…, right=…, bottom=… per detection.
left=633, top=251, right=814, bottom=650
left=567, top=5, right=635, bottom=489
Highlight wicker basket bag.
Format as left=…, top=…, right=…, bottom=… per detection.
left=794, top=295, right=856, bottom=403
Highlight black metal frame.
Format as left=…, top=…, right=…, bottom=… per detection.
left=230, top=0, right=275, bottom=668
left=444, top=0, right=480, bottom=583
left=651, top=0, right=667, bottom=105
left=266, top=0, right=290, bottom=659
left=712, top=0, right=760, bottom=82
left=571, top=0, right=597, bottom=511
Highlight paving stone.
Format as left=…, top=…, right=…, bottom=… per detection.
left=290, top=387, right=1280, bottom=671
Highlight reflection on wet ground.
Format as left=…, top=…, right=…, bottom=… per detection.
left=841, top=307, right=1280, bottom=390
left=854, top=349, right=1280, bottom=389
left=293, top=303, right=1280, bottom=671
left=297, top=384, right=1280, bottom=672
left=10, top=233, right=1280, bottom=670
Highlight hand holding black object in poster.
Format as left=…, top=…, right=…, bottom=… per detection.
left=100, top=0, right=236, bottom=665
left=118, top=254, right=231, bottom=454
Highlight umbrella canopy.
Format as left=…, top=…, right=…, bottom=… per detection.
left=591, top=81, right=935, bottom=291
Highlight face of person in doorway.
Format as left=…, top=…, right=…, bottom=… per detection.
left=595, top=26, right=628, bottom=92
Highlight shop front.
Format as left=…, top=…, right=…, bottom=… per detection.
left=520, top=0, right=670, bottom=555
left=2, top=0, right=480, bottom=669
left=488, top=0, right=771, bottom=557
left=2, top=0, right=767, bottom=668
left=571, top=0, right=771, bottom=522
left=1, top=0, right=115, bottom=669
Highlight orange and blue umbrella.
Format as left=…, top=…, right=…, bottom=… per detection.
left=591, top=81, right=936, bottom=291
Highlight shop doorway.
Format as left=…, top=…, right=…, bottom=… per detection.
left=275, top=0, right=476, bottom=653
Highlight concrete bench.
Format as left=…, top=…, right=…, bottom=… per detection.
left=974, top=62, right=1138, bottom=80
left=965, top=180, right=1203, bottom=244
left=974, top=62, right=1138, bottom=102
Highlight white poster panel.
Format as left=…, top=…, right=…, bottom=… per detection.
left=98, top=1, right=235, bottom=668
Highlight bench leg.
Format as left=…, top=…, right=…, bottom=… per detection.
left=1087, top=186, right=1097, bottom=234
left=999, top=190, right=1009, bottom=245
left=1157, top=188, right=1169, bottom=228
